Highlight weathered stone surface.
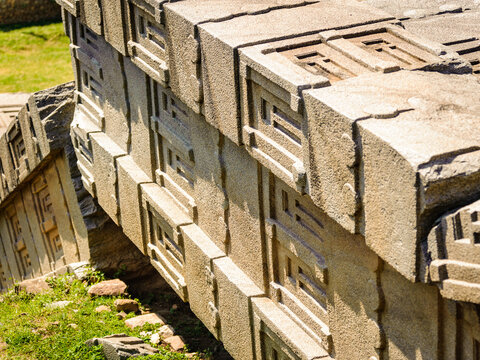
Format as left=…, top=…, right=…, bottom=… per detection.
left=86, top=334, right=158, bottom=360
left=125, top=313, right=166, bottom=329
left=305, top=70, right=480, bottom=281
left=0, top=93, right=30, bottom=136
left=157, top=325, right=175, bottom=339
left=18, top=278, right=50, bottom=294
left=197, top=0, right=392, bottom=144
left=114, top=299, right=139, bottom=313
left=164, top=335, right=186, bottom=351
left=13, top=2, right=480, bottom=360
left=88, top=279, right=127, bottom=297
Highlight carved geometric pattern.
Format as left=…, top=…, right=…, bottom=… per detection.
left=445, top=37, right=480, bottom=78
left=281, top=42, right=371, bottom=82
left=6, top=207, right=31, bottom=278
left=32, top=175, right=63, bottom=262
left=267, top=176, right=331, bottom=352
left=279, top=27, right=441, bottom=82
left=149, top=78, right=196, bottom=218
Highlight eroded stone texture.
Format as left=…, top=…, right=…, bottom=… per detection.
left=16, top=1, right=480, bottom=359
left=86, top=334, right=159, bottom=360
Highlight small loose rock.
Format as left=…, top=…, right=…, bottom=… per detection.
left=116, top=311, right=127, bottom=320
left=164, top=335, right=185, bottom=352
left=114, top=299, right=139, bottom=313
left=95, top=305, right=111, bottom=313
left=125, top=313, right=165, bottom=329
left=88, top=279, right=127, bottom=297
left=18, top=278, right=50, bottom=294
left=158, top=324, right=175, bottom=339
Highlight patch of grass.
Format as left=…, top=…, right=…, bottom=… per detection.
left=0, top=273, right=204, bottom=360
left=0, top=21, right=73, bottom=93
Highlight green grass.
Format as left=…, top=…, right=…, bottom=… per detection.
left=0, top=21, right=73, bottom=93
left=0, top=272, right=203, bottom=360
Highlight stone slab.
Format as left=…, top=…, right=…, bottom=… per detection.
left=213, top=256, right=264, bottom=360
left=117, top=155, right=152, bottom=254
left=305, top=70, right=480, bottom=280
left=197, top=0, right=393, bottom=144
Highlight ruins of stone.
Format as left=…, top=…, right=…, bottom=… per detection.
left=1, top=0, right=480, bottom=359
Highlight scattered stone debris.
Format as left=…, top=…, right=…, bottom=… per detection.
left=86, top=334, right=158, bottom=360
left=114, top=299, right=139, bottom=313
left=88, top=279, right=127, bottom=297
left=125, top=313, right=165, bottom=329
left=95, top=305, right=111, bottom=313
left=18, top=278, right=50, bottom=294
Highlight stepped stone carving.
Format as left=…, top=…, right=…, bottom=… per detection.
left=1, top=0, right=480, bottom=359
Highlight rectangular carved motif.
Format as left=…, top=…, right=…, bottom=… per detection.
left=149, top=78, right=196, bottom=220
left=31, top=175, right=64, bottom=264
left=6, top=206, right=31, bottom=278
left=266, top=175, right=331, bottom=352
left=128, top=0, right=169, bottom=84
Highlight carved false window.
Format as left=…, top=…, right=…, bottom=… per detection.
left=149, top=78, right=196, bottom=219
left=72, top=20, right=105, bottom=129
left=128, top=0, right=168, bottom=84
left=266, top=174, right=331, bottom=353
left=141, top=194, right=188, bottom=300
left=32, top=175, right=63, bottom=263
left=445, top=38, right=480, bottom=78
left=7, top=121, right=28, bottom=179
left=6, top=206, right=31, bottom=278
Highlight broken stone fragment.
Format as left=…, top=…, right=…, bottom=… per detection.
left=114, top=299, right=139, bottom=313
left=158, top=324, right=175, bottom=339
left=164, top=335, right=186, bottom=352
left=125, top=313, right=166, bottom=329
left=18, top=278, right=50, bottom=294
left=95, top=305, right=111, bottom=313
left=86, top=334, right=158, bottom=360
left=88, top=279, right=127, bottom=297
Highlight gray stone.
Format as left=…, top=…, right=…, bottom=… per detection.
left=86, top=334, right=158, bottom=360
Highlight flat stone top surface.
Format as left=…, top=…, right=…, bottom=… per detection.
left=358, top=0, right=480, bottom=18
left=0, top=93, right=30, bottom=107
left=198, top=0, right=393, bottom=48
left=306, top=71, right=480, bottom=167
left=0, top=92, right=30, bottom=136
left=164, top=0, right=315, bottom=24
left=403, top=10, right=480, bottom=43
